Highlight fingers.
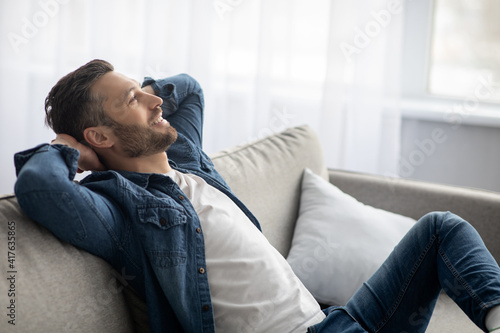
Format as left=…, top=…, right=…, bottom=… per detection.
left=50, top=134, right=107, bottom=172
left=142, top=85, right=155, bottom=95
left=51, top=134, right=79, bottom=147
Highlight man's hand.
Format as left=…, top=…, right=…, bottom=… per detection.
left=142, top=85, right=155, bottom=95
left=51, top=134, right=106, bottom=173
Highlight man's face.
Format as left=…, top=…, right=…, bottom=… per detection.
left=92, top=71, right=177, bottom=158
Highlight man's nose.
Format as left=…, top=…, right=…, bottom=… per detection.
left=148, top=94, right=163, bottom=110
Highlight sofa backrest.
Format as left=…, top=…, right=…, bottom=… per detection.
left=0, top=193, right=135, bottom=332
left=211, top=125, right=328, bottom=256
left=329, top=169, right=500, bottom=262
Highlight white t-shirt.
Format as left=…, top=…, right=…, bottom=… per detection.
left=165, top=169, right=325, bottom=332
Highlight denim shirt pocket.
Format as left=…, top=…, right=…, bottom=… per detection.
left=137, top=204, right=188, bottom=268
left=137, top=204, right=186, bottom=230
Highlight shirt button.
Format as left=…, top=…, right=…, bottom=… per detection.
left=199, top=267, right=205, bottom=274
left=196, top=227, right=202, bottom=234
left=179, top=195, right=185, bottom=200
left=159, top=218, right=167, bottom=226
left=202, top=305, right=210, bottom=312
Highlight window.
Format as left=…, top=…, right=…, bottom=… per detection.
left=428, top=0, right=500, bottom=102
left=401, top=0, right=500, bottom=126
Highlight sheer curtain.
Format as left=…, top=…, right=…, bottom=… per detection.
left=0, top=0, right=404, bottom=193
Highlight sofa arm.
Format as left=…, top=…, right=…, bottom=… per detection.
left=328, top=169, right=500, bottom=262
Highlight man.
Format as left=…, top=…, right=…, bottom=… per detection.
left=14, top=59, right=500, bottom=332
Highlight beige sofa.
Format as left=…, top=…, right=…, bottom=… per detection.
left=1, top=125, right=499, bottom=332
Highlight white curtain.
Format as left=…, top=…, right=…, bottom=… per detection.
left=0, top=0, right=404, bottom=193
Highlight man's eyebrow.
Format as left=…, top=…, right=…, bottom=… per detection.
left=116, top=80, right=141, bottom=107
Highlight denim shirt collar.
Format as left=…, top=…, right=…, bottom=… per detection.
left=82, top=159, right=181, bottom=189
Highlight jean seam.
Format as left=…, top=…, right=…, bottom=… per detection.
left=438, top=249, right=485, bottom=307
left=485, top=298, right=500, bottom=308
left=372, top=235, right=437, bottom=332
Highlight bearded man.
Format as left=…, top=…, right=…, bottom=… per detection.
left=14, top=60, right=500, bottom=333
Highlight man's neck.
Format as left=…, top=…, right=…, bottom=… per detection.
left=103, top=152, right=172, bottom=174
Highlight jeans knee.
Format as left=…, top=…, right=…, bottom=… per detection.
left=419, top=211, right=470, bottom=237
left=420, top=211, right=448, bottom=227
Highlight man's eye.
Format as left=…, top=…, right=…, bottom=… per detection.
left=129, top=96, right=137, bottom=104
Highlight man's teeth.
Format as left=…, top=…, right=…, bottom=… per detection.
left=152, top=116, right=163, bottom=125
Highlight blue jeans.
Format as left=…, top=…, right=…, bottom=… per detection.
left=308, top=212, right=500, bottom=333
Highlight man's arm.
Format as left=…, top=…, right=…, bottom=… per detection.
left=14, top=140, right=119, bottom=260
left=142, top=74, right=205, bottom=148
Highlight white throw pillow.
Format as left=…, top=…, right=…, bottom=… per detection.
left=286, top=168, right=416, bottom=306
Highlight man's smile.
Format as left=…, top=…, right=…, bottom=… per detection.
left=151, top=115, right=166, bottom=127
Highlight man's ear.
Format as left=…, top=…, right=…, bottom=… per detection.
left=83, top=126, right=115, bottom=149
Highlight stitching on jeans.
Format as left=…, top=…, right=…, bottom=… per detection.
left=439, top=249, right=485, bottom=308
left=372, top=235, right=437, bottom=332
left=485, top=298, right=500, bottom=308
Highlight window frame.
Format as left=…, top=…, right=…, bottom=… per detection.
left=401, top=0, right=500, bottom=128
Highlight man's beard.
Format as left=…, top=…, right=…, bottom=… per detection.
left=109, top=121, right=178, bottom=158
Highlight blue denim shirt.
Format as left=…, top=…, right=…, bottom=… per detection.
left=14, top=74, right=261, bottom=333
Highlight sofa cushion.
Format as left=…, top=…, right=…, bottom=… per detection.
left=211, top=125, right=328, bottom=257
left=287, top=168, right=415, bottom=306
left=0, top=194, right=134, bottom=333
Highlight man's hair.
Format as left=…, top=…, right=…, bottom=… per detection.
left=45, top=59, right=114, bottom=142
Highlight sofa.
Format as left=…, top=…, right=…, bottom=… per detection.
left=1, top=124, right=499, bottom=332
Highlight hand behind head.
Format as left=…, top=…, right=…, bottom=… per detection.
left=51, top=134, right=107, bottom=172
